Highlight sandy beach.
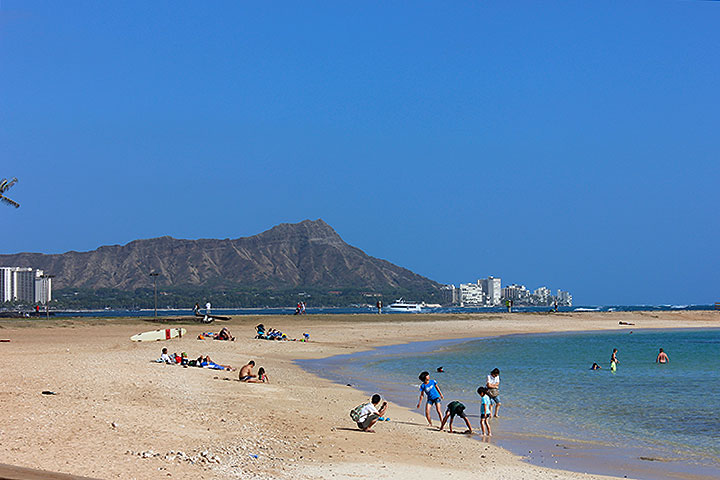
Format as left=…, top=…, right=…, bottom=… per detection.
left=1, top=310, right=718, bottom=480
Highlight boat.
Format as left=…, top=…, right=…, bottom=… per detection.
left=387, top=300, right=422, bottom=312
left=386, top=299, right=440, bottom=312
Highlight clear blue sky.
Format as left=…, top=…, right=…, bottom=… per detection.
left=2, top=1, right=719, bottom=305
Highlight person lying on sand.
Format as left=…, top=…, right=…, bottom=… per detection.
left=238, top=360, right=256, bottom=381
left=356, top=394, right=388, bottom=433
left=198, top=355, right=234, bottom=371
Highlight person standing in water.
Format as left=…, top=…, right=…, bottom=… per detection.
left=486, top=368, right=502, bottom=417
left=656, top=348, right=670, bottom=364
left=610, top=348, right=619, bottom=371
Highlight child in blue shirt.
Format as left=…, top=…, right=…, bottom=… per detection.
left=477, top=386, right=492, bottom=436
left=416, top=371, right=444, bottom=426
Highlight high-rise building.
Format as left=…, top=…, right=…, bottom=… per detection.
left=460, top=283, right=484, bottom=306
left=533, top=286, right=551, bottom=304
left=0, top=268, right=12, bottom=302
left=557, top=290, right=573, bottom=306
left=0, top=267, right=53, bottom=304
left=502, top=284, right=530, bottom=301
left=480, top=276, right=501, bottom=305
left=35, top=270, right=52, bottom=304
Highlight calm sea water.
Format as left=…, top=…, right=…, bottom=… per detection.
left=34, top=303, right=716, bottom=317
left=301, top=328, right=720, bottom=477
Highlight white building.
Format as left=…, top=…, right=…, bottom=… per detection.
left=502, top=284, right=530, bottom=301
left=0, top=267, right=52, bottom=304
left=557, top=290, right=573, bottom=306
left=534, top=286, right=551, bottom=304
left=460, top=283, right=485, bottom=306
left=35, top=270, right=52, bottom=304
left=477, top=276, right=501, bottom=305
left=0, top=268, right=12, bottom=302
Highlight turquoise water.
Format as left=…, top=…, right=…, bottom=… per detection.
left=304, top=328, right=720, bottom=476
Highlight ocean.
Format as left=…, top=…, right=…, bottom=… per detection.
left=300, top=328, right=720, bottom=480
left=38, top=303, right=718, bottom=317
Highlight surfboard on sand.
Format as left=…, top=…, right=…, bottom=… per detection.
left=131, top=328, right=187, bottom=342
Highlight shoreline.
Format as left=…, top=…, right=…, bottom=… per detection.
left=1, top=310, right=718, bottom=479
left=298, top=327, right=720, bottom=480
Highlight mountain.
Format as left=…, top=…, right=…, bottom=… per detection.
left=0, top=220, right=442, bottom=295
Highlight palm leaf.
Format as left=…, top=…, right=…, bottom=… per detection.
left=0, top=177, right=18, bottom=193
left=0, top=195, right=20, bottom=208
left=0, top=177, right=19, bottom=208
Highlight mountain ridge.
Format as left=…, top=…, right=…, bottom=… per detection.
left=0, top=219, right=442, bottom=295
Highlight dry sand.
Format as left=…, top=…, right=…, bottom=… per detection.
left=1, top=310, right=718, bottom=480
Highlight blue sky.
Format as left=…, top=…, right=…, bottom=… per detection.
left=1, top=1, right=719, bottom=305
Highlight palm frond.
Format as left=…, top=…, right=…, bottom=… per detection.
left=0, top=177, right=18, bottom=193
left=0, top=195, right=20, bottom=208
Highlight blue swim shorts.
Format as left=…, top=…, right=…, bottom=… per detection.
left=489, top=395, right=500, bottom=404
left=427, top=397, right=441, bottom=405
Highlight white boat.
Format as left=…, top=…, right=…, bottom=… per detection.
left=386, top=299, right=441, bottom=312
left=387, top=300, right=423, bottom=312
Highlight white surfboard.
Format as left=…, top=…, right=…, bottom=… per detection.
left=131, top=327, right=187, bottom=342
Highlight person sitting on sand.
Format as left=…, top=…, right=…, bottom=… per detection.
left=656, top=348, right=670, bottom=364
left=216, top=327, right=234, bottom=341
left=590, top=362, right=602, bottom=370
left=417, top=371, right=444, bottom=426
left=238, top=360, right=256, bottom=381
left=439, top=401, right=472, bottom=434
left=256, top=324, right=266, bottom=338
left=356, top=394, right=389, bottom=433
left=157, top=348, right=176, bottom=364
left=246, top=367, right=269, bottom=383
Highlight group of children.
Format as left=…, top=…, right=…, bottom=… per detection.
left=415, top=368, right=501, bottom=436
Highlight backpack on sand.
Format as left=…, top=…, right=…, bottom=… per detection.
left=350, top=403, right=368, bottom=422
